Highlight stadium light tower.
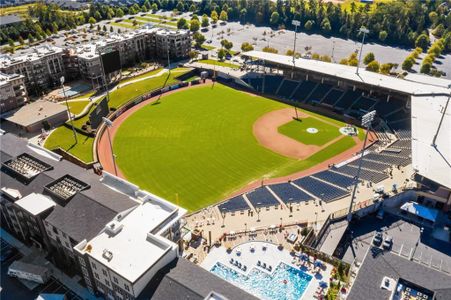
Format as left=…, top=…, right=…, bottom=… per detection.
left=356, top=27, right=369, bottom=75
left=292, top=20, right=301, bottom=65
left=347, top=110, right=376, bottom=222
left=60, top=76, right=78, bottom=144
left=102, top=117, right=118, bottom=176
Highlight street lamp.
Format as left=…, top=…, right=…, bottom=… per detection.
left=102, top=117, right=118, bottom=176
left=411, top=227, right=424, bottom=260
left=256, top=203, right=261, bottom=222
left=347, top=110, right=376, bottom=221
left=244, top=222, right=247, bottom=234
left=356, top=27, right=369, bottom=75
left=221, top=208, right=226, bottom=228
left=60, top=76, right=78, bottom=144
left=292, top=20, right=301, bottom=65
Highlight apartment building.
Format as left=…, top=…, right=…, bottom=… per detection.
left=0, top=45, right=65, bottom=95
left=0, top=133, right=188, bottom=298
left=0, top=72, right=27, bottom=113
left=151, top=28, right=191, bottom=60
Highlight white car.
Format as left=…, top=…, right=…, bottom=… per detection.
left=382, top=236, right=393, bottom=249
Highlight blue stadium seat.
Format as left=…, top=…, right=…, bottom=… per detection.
left=306, top=83, right=333, bottom=103
left=335, top=89, right=362, bottom=109
left=268, top=183, right=313, bottom=204
left=292, top=80, right=317, bottom=102
left=293, top=176, right=349, bottom=203
left=264, top=75, right=284, bottom=94
left=321, top=89, right=344, bottom=106
left=312, top=170, right=357, bottom=189
left=278, top=80, right=299, bottom=98
left=218, top=195, right=249, bottom=213
left=246, top=187, right=280, bottom=208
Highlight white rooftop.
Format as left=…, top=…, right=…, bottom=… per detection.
left=0, top=45, right=63, bottom=68
left=15, top=193, right=56, bottom=216
left=80, top=190, right=186, bottom=283
left=243, top=51, right=451, bottom=96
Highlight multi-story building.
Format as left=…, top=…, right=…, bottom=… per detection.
left=151, top=27, right=191, bottom=60
left=0, top=45, right=65, bottom=95
left=0, top=133, right=189, bottom=298
left=0, top=72, right=27, bottom=113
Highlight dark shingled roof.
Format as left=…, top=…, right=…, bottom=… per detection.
left=0, top=133, right=137, bottom=242
left=348, top=248, right=451, bottom=300
left=138, top=258, right=258, bottom=300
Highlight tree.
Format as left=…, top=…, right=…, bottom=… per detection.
left=363, top=52, right=375, bottom=65
left=27, top=33, right=34, bottom=44
left=201, top=14, right=209, bottom=28
left=304, top=20, right=313, bottom=31
left=177, top=18, right=188, bottom=29
left=110, top=26, right=114, bottom=33
left=320, top=18, right=331, bottom=33
left=270, top=12, right=279, bottom=26
left=221, top=39, right=233, bottom=51
left=366, top=60, right=380, bottom=72
left=402, top=57, right=414, bottom=70
left=88, top=17, right=96, bottom=25
left=420, top=62, right=431, bottom=74
left=211, top=11, right=218, bottom=24
left=190, top=19, right=200, bottom=32
left=432, top=24, right=445, bottom=38
left=415, top=34, right=429, bottom=51
left=380, top=63, right=394, bottom=74
left=176, top=1, right=184, bottom=12
left=116, top=8, right=124, bottom=18
left=151, top=3, right=158, bottom=12
left=94, top=11, right=102, bottom=21
left=262, top=46, right=278, bottom=54
left=241, top=42, right=254, bottom=52
left=193, top=32, right=205, bottom=48
left=18, top=36, right=24, bottom=45
left=378, top=31, right=388, bottom=42
left=103, top=25, right=107, bottom=32
left=219, top=10, right=228, bottom=22
left=218, top=48, right=226, bottom=60
left=8, top=38, right=14, bottom=47
left=189, top=50, right=198, bottom=60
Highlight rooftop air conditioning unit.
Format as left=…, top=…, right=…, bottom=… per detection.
left=102, top=249, right=113, bottom=261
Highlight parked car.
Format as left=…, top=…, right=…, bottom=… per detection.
left=383, top=236, right=393, bottom=249
left=372, top=232, right=383, bottom=246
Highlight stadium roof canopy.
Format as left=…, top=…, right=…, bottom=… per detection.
left=242, top=51, right=451, bottom=96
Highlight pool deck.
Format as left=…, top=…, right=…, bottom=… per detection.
left=201, top=241, right=333, bottom=300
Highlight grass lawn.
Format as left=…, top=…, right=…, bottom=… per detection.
left=201, top=44, right=216, bottom=51
left=0, top=4, right=34, bottom=16
left=278, top=118, right=342, bottom=146
left=112, top=22, right=137, bottom=29
left=68, top=101, right=89, bottom=115
left=44, top=127, right=94, bottom=163
left=70, top=90, right=96, bottom=101
left=198, top=59, right=240, bottom=68
left=119, top=68, right=163, bottom=84
left=113, top=84, right=357, bottom=211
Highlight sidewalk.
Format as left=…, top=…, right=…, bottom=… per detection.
left=1, top=229, right=100, bottom=300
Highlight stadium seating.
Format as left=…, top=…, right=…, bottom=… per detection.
left=246, top=187, right=280, bottom=208
left=249, top=77, right=263, bottom=92
left=363, top=152, right=409, bottom=166
left=350, top=96, right=377, bottom=111
left=218, top=195, right=250, bottom=213
left=373, top=99, right=405, bottom=117
left=389, top=139, right=411, bottom=149
left=264, top=75, right=284, bottom=95
left=334, top=89, right=362, bottom=109
left=306, top=83, right=333, bottom=103
left=321, top=89, right=344, bottom=106
left=385, top=109, right=409, bottom=123
left=268, top=182, right=313, bottom=204
left=312, top=170, right=357, bottom=189
left=293, top=176, right=349, bottom=202
left=292, top=80, right=318, bottom=102
left=389, top=120, right=411, bottom=140
left=332, top=164, right=389, bottom=183
left=277, top=79, right=300, bottom=99
left=347, top=158, right=390, bottom=172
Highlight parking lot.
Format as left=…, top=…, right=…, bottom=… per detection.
left=338, top=214, right=451, bottom=274
left=1, top=238, right=82, bottom=300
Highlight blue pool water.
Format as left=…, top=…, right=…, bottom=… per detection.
left=210, top=262, right=312, bottom=300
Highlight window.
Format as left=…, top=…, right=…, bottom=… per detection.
left=113, top=276, right=118, bottom=284
left=102, top=269, right=107, bottom=276
left=105, top=279, right=110, bottom=286
left=91, top=262, right=97, bottom=270
left=124, top=284, right=129, bottom=292
left=94, top=272, right=99, bottom=279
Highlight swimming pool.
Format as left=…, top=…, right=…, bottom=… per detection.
left=210, top=262, right=312, bottom=300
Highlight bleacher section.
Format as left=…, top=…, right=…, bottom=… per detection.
left=218, top=195, right=249, bottom=213
left=293, top=176, right=349, bottom=202
left=306, top=83, right=333, bottom=103
left=278, top=79, right=300, bottom=98
left=389, top=121, right=411, bottom=140
left=312, top=170, right=357, bottom=189
left=246, top=187, right=280, bottom=208
left=390, top=139, right=411, bottom=150
left=264, top=75, right=284, bottom=95
left=333, top=164, right=389, bottom=183
left=364, top=152, right=410, bottom=166
left=373, top=99, right=405, bottom=118
left=350, top=96, right=377, bottom=112
left=321, top=89, right=344, bottom=106
left=292, top=80, right=317, bottom=102
left=347, top=158, right=390, bottom=172
left=334, top=89, right=362, bottom=109
left=248, top=77, right=263, bottom=92
left=385, top=109, right=409, bottom=123
left=268, top=182, right=314, bottom=204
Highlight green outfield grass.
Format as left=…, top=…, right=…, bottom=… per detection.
left=278, top=117, right=341, bottom=146
left=113, top=84, right=359, bottom=211
left=44, top=127, right=94, bottom=163
left=68, top=101, right=89, bottom=115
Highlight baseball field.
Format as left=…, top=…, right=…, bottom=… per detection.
left=110, top=83, right=363, bottom=211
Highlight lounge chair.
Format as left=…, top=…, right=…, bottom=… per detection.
left=257, top=260, right=261, bottom=266
left=230, top=258, right=234, bottom=264
left=238, top=262, right=242, bottom=268
left=243, top=265, right=247, bottom=271
left=262, top=263, right=266, bottom=268
left=268, top=266, right=272, bottom=272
